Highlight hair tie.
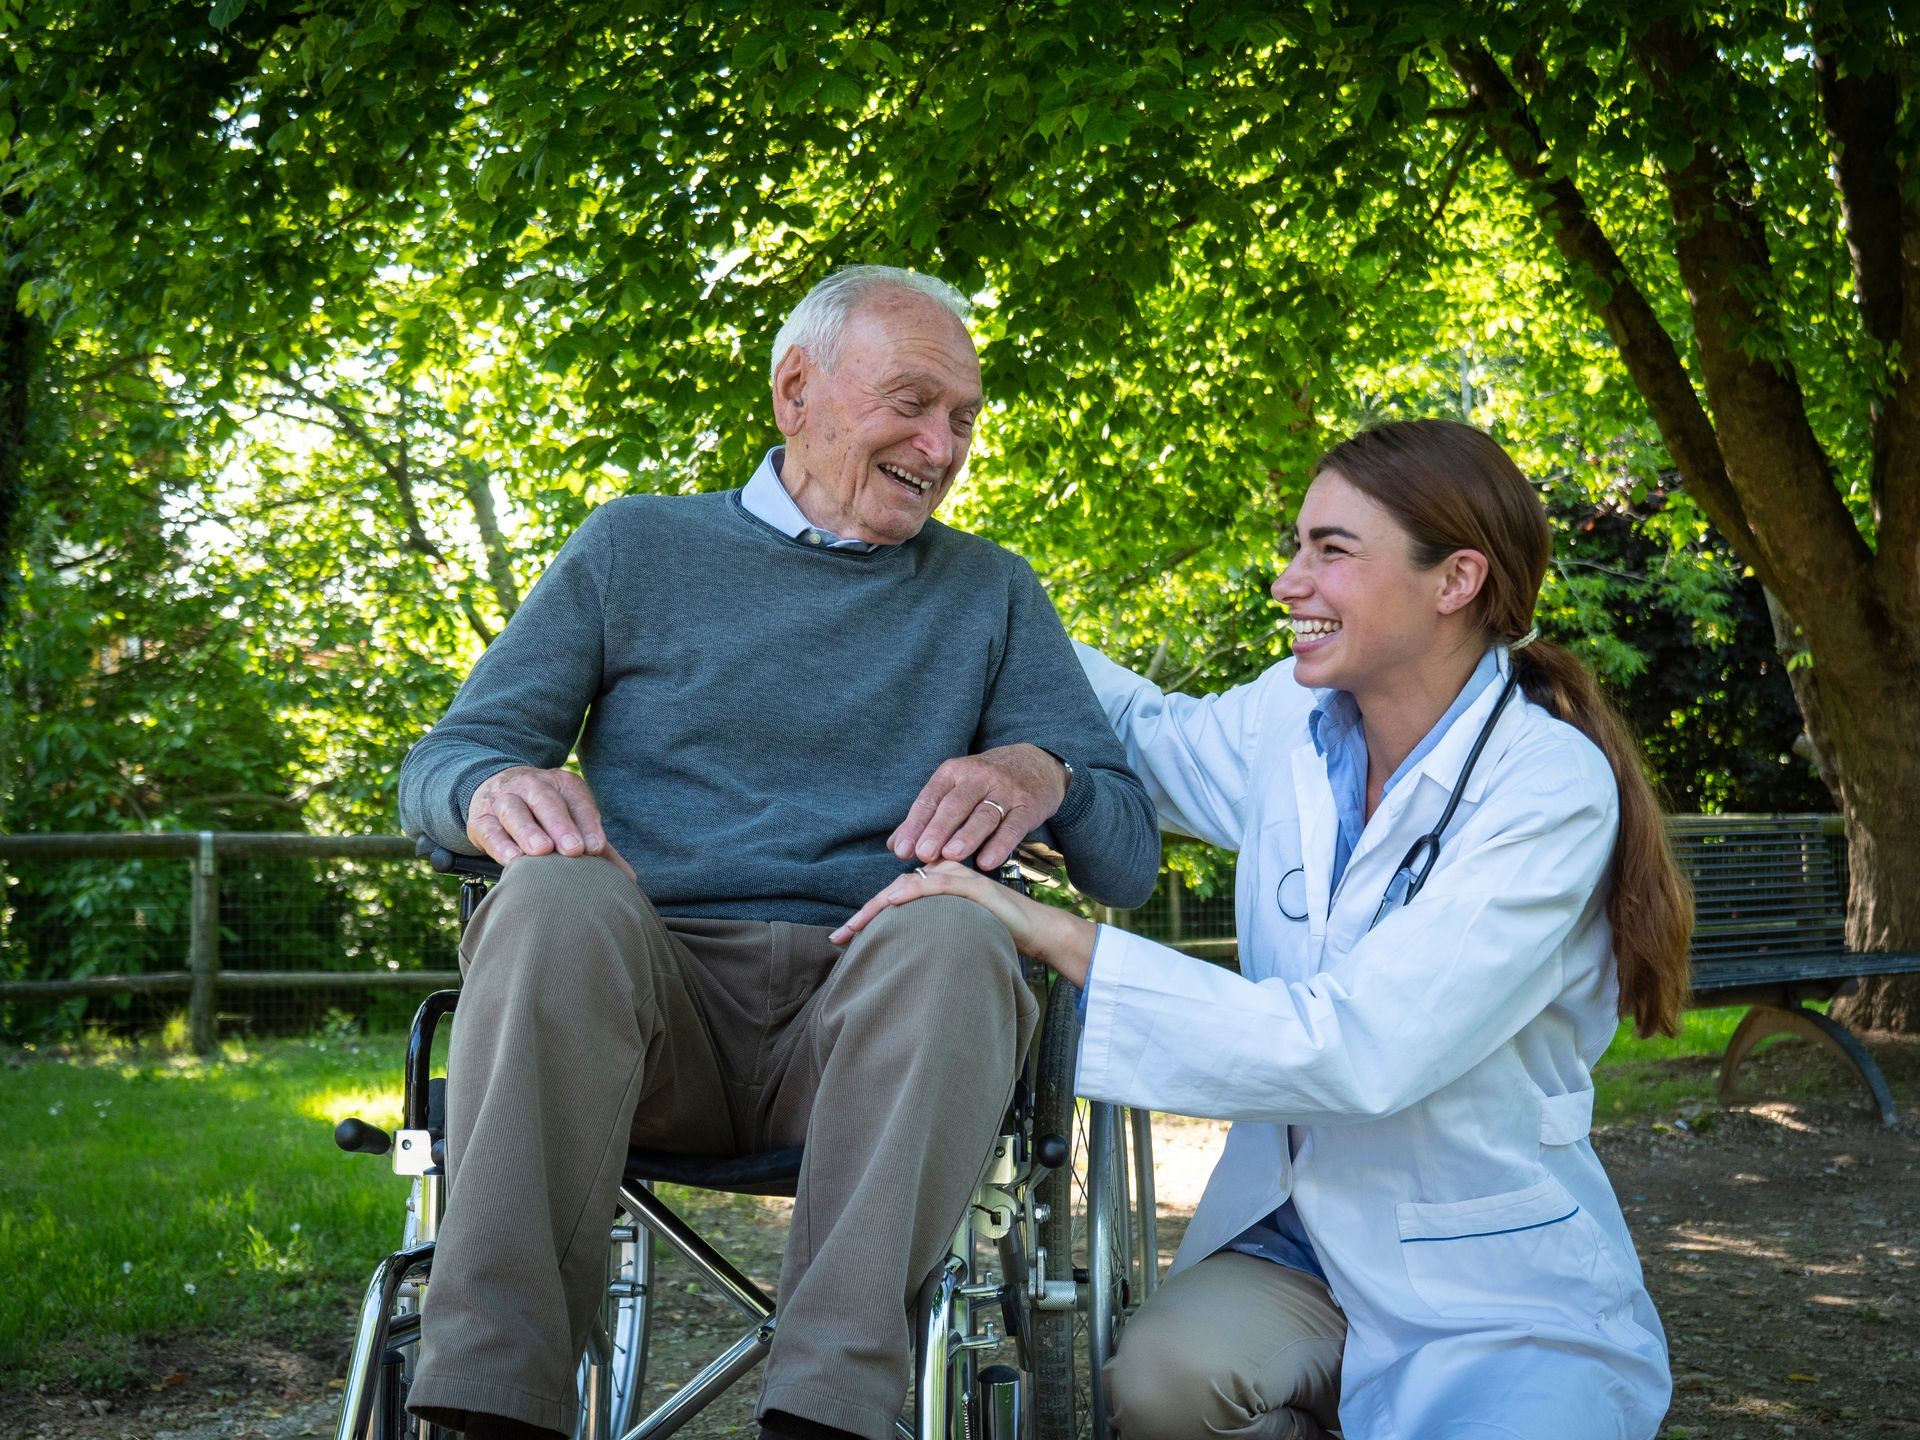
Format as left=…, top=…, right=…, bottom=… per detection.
left=1510, top=625, right=1541, bottom=651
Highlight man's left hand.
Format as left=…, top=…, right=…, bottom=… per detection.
left=890, top=743, right=1069, bottom=871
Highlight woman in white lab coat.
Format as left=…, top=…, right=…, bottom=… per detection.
left=833, top=420, right=1692, bottom=1440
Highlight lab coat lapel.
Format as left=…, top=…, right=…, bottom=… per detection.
left=1290, top=741, right=1337, bottom=959
left=1390, top=652, right=1520, bottom=810
left=1328, top=652, right=1520, bottom=934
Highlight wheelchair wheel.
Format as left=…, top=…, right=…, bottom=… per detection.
left=1030, top=985, right=1157, bottom=1440
left=340, top=1193, right=653, bottom=1440
left=577, top=1202, right=652, bottom=1440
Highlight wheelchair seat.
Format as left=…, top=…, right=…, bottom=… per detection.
left=625, top=1146, right=803, bottom=1197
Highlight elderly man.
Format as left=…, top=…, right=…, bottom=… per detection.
left=397, top=266, right=1158, bottom=1440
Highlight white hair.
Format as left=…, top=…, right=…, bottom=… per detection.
left=769, top=266, right=972, bottom=382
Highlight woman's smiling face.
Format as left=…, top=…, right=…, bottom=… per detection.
left=1270, top=470, right=1457, bottom=701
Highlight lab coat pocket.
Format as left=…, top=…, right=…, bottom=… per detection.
left=1397, top=1176, right=1627, bottom=1327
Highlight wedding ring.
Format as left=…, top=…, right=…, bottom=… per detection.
left=980, top=798, right=1007, bottom=822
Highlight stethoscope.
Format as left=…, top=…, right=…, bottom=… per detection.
left=1276, top=657, right=1524, bottom=931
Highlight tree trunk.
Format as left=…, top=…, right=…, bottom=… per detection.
left=1826, top=675, right=1920, bottom=1032
left=0, top=182, right=33, bottom=636
left=1788, top=621, right=1920, bottom=1034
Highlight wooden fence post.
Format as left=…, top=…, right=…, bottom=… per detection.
left=189, top=832, right=218, bottom=1054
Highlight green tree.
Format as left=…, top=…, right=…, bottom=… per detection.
left=5, top=2, right=1911, bottom=1028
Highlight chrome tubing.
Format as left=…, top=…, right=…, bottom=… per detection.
left=580, top=1320, right=612, bottom=1440
left=625, top=1323, right=774, bottom=1440
left=1087, top=1105, right=1119, bottom=1440
left=1129, top=1107, right=1158, bottom=1301
left=335, top=1243, right=433, bottom=1440
left=914, top=1255, right=966, bottom=1440
left=974, top=1363, right=1021, bottom=1440
left=618, top=1182, right=774, bottom=1321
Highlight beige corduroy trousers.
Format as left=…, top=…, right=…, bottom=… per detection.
left=406, top=855, right=1035, bottom=1440
left=1107, top=1249, right=1347, bottom=1439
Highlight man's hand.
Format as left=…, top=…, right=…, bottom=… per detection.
left=889, top=743, right=1069, bottom=871
left=466, top=765, right=637, bottom=881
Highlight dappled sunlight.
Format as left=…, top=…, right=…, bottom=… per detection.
left=1744, top=1101, right=1820, bottom=1134
left=294, top=1081, right=402, bottom=1128
left=1663, top=1225, right=1797, bottom=1266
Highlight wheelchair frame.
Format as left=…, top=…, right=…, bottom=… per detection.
left=331, top=852, right=1158, bottom=1440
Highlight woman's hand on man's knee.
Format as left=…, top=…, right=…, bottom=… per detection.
left=830, top=860, right=1096, bottom=985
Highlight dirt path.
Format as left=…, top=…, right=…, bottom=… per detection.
left=8, top=1034, right=1915, bottom=1439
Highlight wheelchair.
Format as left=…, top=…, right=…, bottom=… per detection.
left=331, top=843, right=1160, bottom=1440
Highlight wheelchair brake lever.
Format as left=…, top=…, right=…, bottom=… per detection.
left=334, top=1116, right=393, bottom=1156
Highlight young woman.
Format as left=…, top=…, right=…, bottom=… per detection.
left=832, top=420, right=1691, bottom=1439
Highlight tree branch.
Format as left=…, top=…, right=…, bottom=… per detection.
left=458, top=458, right=522, bottom=620
left=1811, top=24, right=1904, bottom=356
left=1628, top=18, right=1877, bottom=633
left=257, top=371, right=449, bottom=566
left=1810, top=10, right=1904, bottom=526
left=1444, top=42, right=1768, bottom=581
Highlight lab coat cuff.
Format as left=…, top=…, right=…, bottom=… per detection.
left=1076, top=924, right=1155, bottom=1103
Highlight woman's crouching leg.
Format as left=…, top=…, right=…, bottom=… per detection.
left=1106, top=1251, right=1345, bottom=1440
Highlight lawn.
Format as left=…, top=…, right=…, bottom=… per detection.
left=1591, top=1003, right=1836, bottom=1124
left=0, top=1003, right=1801, bottom=1394
left=0, top=1026, right=406, bottom=1391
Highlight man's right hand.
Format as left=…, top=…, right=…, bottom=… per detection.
left=466, top=765, right=637, bottom=881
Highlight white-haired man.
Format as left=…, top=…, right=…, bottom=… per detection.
left=398, top=266, right=1160, bottom=1440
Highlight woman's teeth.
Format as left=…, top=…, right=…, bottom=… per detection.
left=880, top=463, right=930, bottom=494
left=1286, top=618, right=1341, bottom=639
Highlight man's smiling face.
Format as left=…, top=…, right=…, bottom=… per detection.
left=774, top=290, right=983, bottom=546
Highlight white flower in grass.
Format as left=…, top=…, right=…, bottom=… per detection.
left=122, top=1262, right=133, bottom=1275
left=183, top=1282, right=196, bottom=1296
left=289, top=1222, right=301, bottom=1233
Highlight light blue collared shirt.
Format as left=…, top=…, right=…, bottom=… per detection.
left=740, top=447, right=882, bottom=552
left=1308, top=648, right=1502, bottom=892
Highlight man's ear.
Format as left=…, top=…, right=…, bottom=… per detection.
left=773, top=346, right=811, bottom=438
left=1435, top=549, right=1490, bottom=616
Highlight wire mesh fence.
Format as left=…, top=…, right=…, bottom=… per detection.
left=1, top=817, right=1850, bottom=1048
left=1, top=832, right=1239, bottom=1046
left=0, top=835, right=464, bottom=1044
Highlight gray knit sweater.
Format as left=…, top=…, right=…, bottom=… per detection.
left=399, top=491, right=1159, bottom=925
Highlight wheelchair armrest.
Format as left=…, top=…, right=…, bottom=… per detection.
left=417, top=834, right=505, bottom=881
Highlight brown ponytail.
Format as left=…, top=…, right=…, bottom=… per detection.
left=1313, top=421, right=1693, bottom=1037
left=1511, top=641, right=1693, bottom=1036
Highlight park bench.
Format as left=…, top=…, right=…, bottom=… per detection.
left=1670, top=813, right=1920, bottom=1127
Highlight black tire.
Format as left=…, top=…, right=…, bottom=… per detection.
left=1030, top=982, right=1156, bottom=1440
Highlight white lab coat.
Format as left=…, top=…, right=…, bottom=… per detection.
left=1074, top=644, right=1670, bottom=1440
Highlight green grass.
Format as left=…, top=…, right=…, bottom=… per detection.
left=0, top=1004, right=1826, bottom=1394
left=0, top=1029, right=409, bottom=1391
left=1591, top=1002, right=1825, bottom=1124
